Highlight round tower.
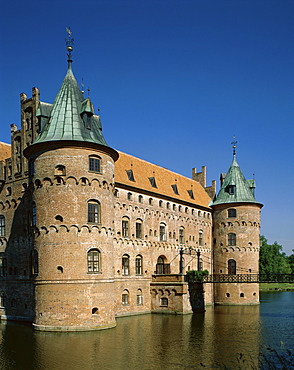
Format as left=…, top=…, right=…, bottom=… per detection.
left=211, top=146, right=262, bottom=305
left=24, top=38, right=119, bottom=331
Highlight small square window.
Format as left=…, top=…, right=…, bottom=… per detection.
left=161, top=297, right=168, bottom=306
left=228, top=209, right=237, bottom=218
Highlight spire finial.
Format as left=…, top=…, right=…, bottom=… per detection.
left=231, top=135, right=237, bottom=156
left=65, top=27, right=74, bottom=63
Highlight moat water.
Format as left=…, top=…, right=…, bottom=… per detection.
left=0, top=291, right=293, bottom=370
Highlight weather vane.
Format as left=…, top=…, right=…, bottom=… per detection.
left=231, top=135, right=237, bottom=155
left=65, top=27, right=74, bottom=60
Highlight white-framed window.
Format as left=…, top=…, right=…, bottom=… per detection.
left=228, top=233, right=236, bottom=246
left=88, top=248, right=101, bottom=273
left=122, top=217, right=130, bottom=237
left=122, top=289, right=129, bottom=305
left=88, top=200, right=100, bottom=223
left=136, top=220, right=143, bottom=239
left=89, top=156, right=101, bottom=173
left=137, top=289, right=143, bottom=305
left=135, top=255, right=143, bottom=275
left=160, top=224, right=166, bottom=241
left=122, top=254, right=130, bottom=275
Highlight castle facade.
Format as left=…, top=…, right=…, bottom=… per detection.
left=0, top=52, right=262, bottom=331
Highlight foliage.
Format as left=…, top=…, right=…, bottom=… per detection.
left=287, top=249, right=294, bottom=274
left=259, top=236, right=291, bottom=274
left=186, top=269, right=209, bottom=282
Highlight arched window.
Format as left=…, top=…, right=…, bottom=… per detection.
left=0, top=215, right=5, bottom=237
left=136, top=219, right=143, bottom=239
left=228, top=259, right=236, bottom=275
left=199, top=230, right=203, bottom=246
left=92, top=307, right=99, bottom=314
left=55, top=165, right=66, bottom=176
left=127, top=192, right=132, bottom=201
left=160, top=223, right=166, bottom=241
left=89, top=155, right=101, bottom=173
left=228, top=233, right=236, bottom=246
left=137, top=289, right=143, bottom=305
left=122, top=254, right=130, bottom=275
left=138, top=195, right=143, bottom=203
left=87, top=248, right=101, bottom=273
left=122, top=289, right=129, bottom=305
left=149, top=198, right=153, bottom=205
left=179, top=227, right=185, bottom=244
left=88, top=200, right=100, bottom=223
left=159, top=200, right=163, bottom=207
left=136, top=255, right=143, bottom=275
left=122, top=217, right=129, bottom=237
left=228, top=209, right=237, bottom=218
left=156, top=255, right=170, bottom=274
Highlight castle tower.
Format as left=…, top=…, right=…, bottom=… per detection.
left=211, top=145, right=262, bottom=305
left=24, top=35, right=119, bottom=331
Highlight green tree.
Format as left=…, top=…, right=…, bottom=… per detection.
left=259, top=236, right=291, bottom=274
left=287, top=250, right=294, bottom=274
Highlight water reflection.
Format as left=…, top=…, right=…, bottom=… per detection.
left=0, top=292, right=293, bottom=369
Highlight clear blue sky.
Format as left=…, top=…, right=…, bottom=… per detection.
left=1, top=0, right=293, bottom=254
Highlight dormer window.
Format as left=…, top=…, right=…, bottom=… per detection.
left=82, top=112, right=92, bottom=129
left=227, top=185, right=236, bottom=195
left=148, top=177, right=157, bottom=188
left=126, top=169, right=135, bottom=182
left=187, top=190, right=194, bottom=199
left=171, top=184, right=179, bottom=195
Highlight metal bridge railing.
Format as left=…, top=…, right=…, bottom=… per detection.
left=187, top=273, right=294, bottom=283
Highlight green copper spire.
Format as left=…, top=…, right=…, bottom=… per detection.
left=210, top=153, right=260, bottom=206
left=33, top=29, right=108, bottom=147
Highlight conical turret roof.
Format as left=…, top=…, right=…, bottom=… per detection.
left=210, top=155, right=261, bottom=206
left=33, top=62, right=108, bottom=146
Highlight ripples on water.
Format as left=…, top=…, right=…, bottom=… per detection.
left=0, top=291, right=293, bottom=370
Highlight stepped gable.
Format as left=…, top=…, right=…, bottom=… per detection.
left=0, top=142, right=11, bottom=161
left=211, top=154, right=261, bottom=206
left=115, top=151, right=212, bottom=209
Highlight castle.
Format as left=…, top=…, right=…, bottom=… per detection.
left=0, top=41, right=262, bottom=331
